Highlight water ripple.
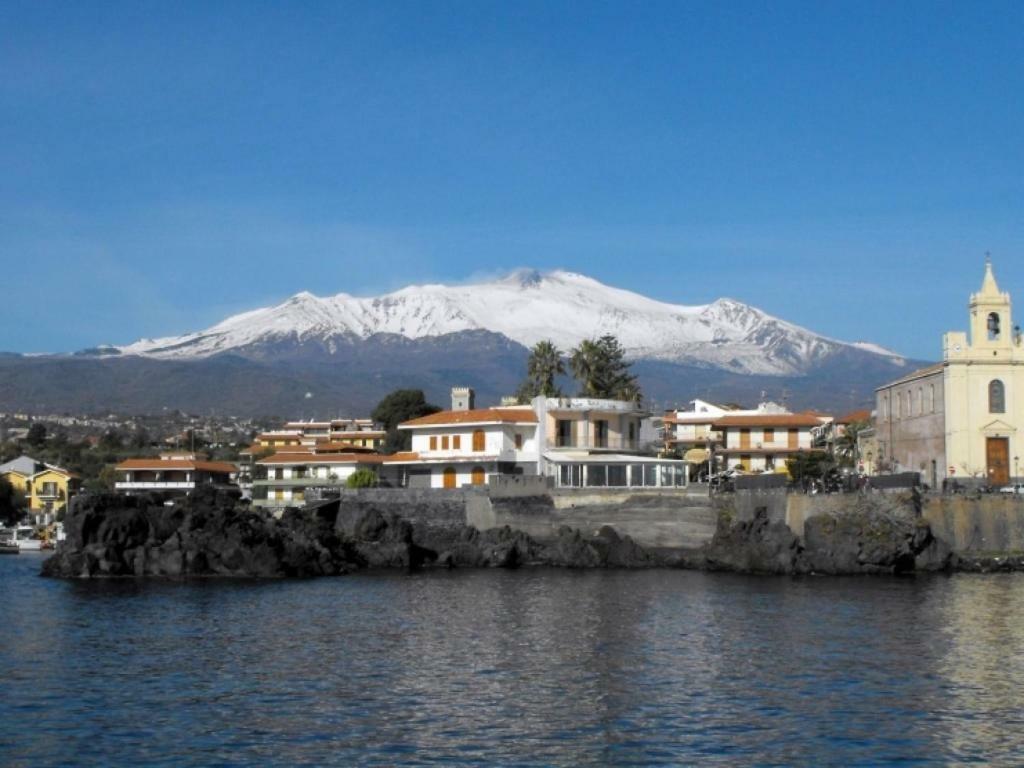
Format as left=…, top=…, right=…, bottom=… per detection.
left=2, top=555, right=1023, bottom=765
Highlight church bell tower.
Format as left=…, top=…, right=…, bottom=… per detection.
left=969, top=257, right=1014, bottom=352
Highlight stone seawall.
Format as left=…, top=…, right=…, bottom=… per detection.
left=923, top=496, right=1024, bottom=554
left=468, top=490, right=718, bottom=552
left=329, top=487, right=719, bottom=553
left=332, top=487, right=1024, bottom=558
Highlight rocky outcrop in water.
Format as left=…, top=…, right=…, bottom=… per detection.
left=41, top=490, right=356, bottom=578
left=42, top=489, right=660, bottom=578
left=43, top=488, right=979, bottom=579
left=689, top=498, right=959, bottom=576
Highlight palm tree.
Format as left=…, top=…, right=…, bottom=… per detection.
left=517, top=340, right=566, bottom=402
left=527, top=340, right=566, bottom=397
left=569, top=339, right=604, bottom=397
left=835, top=419, right=869, bottom=466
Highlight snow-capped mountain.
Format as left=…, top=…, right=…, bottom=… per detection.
left=115, top=269, right=906, bottom=377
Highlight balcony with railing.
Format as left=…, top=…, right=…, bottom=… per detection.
left=35, top=485, right=64, bottom=500
left=546, top=435, right=640, bottom=452
left=116, top=481, right=196, bottom=490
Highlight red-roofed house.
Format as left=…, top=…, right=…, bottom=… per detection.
left=114, top=454, right=238, bottom=498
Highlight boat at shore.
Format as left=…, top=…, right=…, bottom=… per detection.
left=0, top=526, right=47, bottom=552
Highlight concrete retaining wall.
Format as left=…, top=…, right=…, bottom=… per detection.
left=467, top=491, right=717, bottom=551
left=328, top=486, right=1024, bottom=557
left=923, top=496, right=1024, bottom=554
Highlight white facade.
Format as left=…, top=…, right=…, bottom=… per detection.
left=254, top=455, right=378, bottom=508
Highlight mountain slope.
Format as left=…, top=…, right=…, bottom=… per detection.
left=114, top=270, right=907, bottom=377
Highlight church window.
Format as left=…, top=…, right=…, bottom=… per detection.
left=988, top=312, right=1001, bottom=341
left=929, top=384, right=936, bottom=413
left=989, top=380, right=1006, bottom=414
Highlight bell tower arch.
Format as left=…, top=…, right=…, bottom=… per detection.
left=969, top=256, right=1013, bottom=353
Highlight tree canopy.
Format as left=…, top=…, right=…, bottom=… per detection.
left=345, top=468, right=379, bottom=489
left=26, top=422, right=47, bottom=448
left=568, top=335, right=641, bottom=402
left=835, top=419, right=870, bottom=468
left=0, top=477, right=26, bottom=527
left=516, top=340, right=566, bottom=402
left=371, top=389, right=442, bottom=453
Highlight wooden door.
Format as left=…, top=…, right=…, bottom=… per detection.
left=472, top=430, right=486, bottom=452
left=442, top=467, right=457, bottom=489
left=986, top=438, right=1010, bottom=486
left=788, top=429, right=799, bottom=449
left=471, top=466, right=485, bottom=486
left=739, top=429, right=751, bottom=449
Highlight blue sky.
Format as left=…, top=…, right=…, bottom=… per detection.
left=1, top=0, right=1022, bottom=359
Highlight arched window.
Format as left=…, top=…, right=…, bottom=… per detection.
left=929, top=384, right=936, bottom=413
left=917, top=388, right=923, bottom=416
left=472, top=429, right=486, bottom=452
left=882, top=395, right=889, bottom=420
left=990, top=380, right=1006, bottom=413
left=471, top=466, right=486, bottom=486
left=988, top=312, right=1001, bottom=341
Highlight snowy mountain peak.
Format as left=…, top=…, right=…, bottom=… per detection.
left=113, top=269, right=905, bottom=376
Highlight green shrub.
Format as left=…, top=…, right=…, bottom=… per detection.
left=345, top=469, right=379, bottom=489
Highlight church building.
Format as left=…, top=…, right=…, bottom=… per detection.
left=875, top=260, right=1023, bottom=488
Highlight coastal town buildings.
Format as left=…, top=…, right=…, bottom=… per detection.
left=711, top=413, right=825, bottom=474
left=0, top=455, right=80, bottom=523
left=662, top=399, right=789, bottom=469
left=113, top=453, right=237, bottom=498
left=876, top=260, right=1024, bottom=488
left=252, top=448, right=390, bottom=508
left=238, top=417, right=385, bottom=491
left=282, top=419, right=386, bottom=449
left=390, top=388, right=688, bottom=489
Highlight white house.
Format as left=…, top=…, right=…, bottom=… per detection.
left=253, top=450, right=387, bottom=509
left=394, top=403, right=540, bottom=489
left=394, top=388, right=688, bottom=490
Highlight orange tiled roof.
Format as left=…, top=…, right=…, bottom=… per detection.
left=836, top=409, right=872, bottom=425
left=382, top=451, right=420, bottom=463
left=256, top=452, right=385, bottom=466
left=116, top=459, right=237, bottom=473
left=710, top=414, right=826, bottom=428
left=400, top=407, right=537, bottom=428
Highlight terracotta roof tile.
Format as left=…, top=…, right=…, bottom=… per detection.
left=116, top=459, right=237, bottom=473
left=257, top=452, right=385, bottom=466
left=382, top=452, right=420, bottom=463
left=399, top=407, right=537, bottom=428
left=836, top=409, right=872, bottom=424
left=710, top=414, right=826, bottom=428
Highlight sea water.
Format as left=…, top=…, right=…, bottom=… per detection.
left=2, top=553, right=1023, bottom=766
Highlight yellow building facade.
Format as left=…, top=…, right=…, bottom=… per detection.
left=0, top=456, right=80, bottom=521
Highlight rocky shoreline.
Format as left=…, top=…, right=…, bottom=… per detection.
left=41, top=488, right=1021, bottom=579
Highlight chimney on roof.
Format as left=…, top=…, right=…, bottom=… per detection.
left=451, top=386, right=475, bottom=411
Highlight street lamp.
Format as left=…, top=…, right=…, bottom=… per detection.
left=1015, top=455, right=1020, bottom=484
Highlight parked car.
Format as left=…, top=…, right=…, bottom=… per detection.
left=998, top=484, right=1024, bottom=495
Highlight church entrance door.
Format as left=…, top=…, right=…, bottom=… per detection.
left=986, top=437, right=1010, bottom=487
